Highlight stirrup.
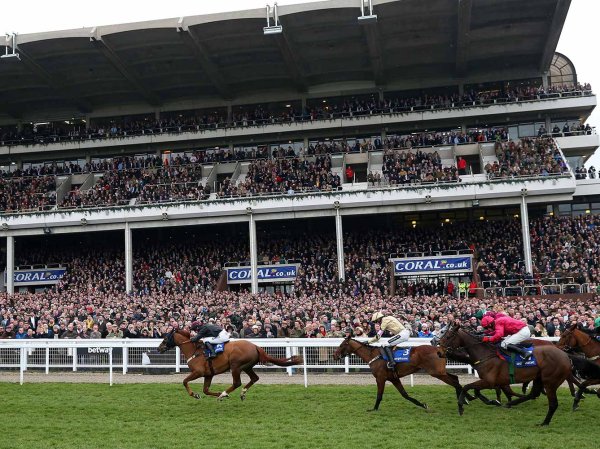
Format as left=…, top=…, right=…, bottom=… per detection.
left=387, top=361, right=396, bottom=370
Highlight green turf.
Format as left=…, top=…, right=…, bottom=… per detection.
left=0, top=382, right=597, bottom=449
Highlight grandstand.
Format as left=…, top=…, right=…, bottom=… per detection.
left=1, top=0, right=600, bottom=339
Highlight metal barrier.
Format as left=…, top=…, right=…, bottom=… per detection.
left=0, top=338, right=480, bottom=387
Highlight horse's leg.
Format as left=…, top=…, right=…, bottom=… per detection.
left=389, top=377, right=428, bottom=410
left=432, top=373, right=476, bottom=402
left=367, top=376, right=386, bottom=412
left=202, top=376, right=220, bottom=398
left=457, top=379, right=492, bottom=416
left=521, top=381, right=529, bottom=395
left=219, top=364, right=243, bottom=400
left=240, top=368, right=260, bottom=401
left=182, top=371, right=202, bottom=399
left=506, top=377, right=543, bottom=408
left=474, top=389, right=501, bottom=406
left=573, top=379, right=600, bottom=411
left=540, top=383, right=560, bottom=426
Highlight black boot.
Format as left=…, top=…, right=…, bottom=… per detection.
left=506, top=344, right=531, bottom=360
left=205, top=342, right=216, bottom=359
left=383, top=346, right=396, bottom=370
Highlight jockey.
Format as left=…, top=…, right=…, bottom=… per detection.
left=481, top=314, right=532, bottom=359
left=369, top=312, right=411, bottom=369
left=190, top=321, right=230, bottom=359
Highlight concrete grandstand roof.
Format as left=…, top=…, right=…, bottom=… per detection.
left=0, top=0, right=571, bottom=119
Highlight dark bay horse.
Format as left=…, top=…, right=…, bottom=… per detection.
left=333, top=337, right=478, bottom=411
left=557, top=324, right=600, bottom=410
left=157, top=330, right=302, bottom=400
left=437, top=322, right=572, bottom=426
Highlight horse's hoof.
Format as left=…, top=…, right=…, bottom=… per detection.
left=463, top=399, right=469, bottom=406
left=240, top=394, right=246, bottom=402
left=503, top=404, right=512, bottom=409
left=458, top=407, right=464, bottom=416
left=537, top=422, right=550, bottom=427
left=491, top=400, right=502, bottom=407
left=366, top=409, right=378, bottom=412
left=421, top=403, right=428, bottom=410
left=193, top=393, right=201, bottom=400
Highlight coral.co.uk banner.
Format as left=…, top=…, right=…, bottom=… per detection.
left=390, top=256, right=472, bottom=276
left=226, top=264, right=299, bottom=284
left=5, top=268, right=67, bottom=286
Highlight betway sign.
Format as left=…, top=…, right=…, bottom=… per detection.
left=4, top=268, right=67, bottom=286
left=226, top=264, right=299, bottom=284
left=390, top=255, right=472, bottom=276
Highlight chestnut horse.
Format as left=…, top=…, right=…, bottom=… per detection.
left=437, top=322, right=572, bottom=426
left=157, top=330, right=302, bottom=400
left=557, top=324, right=600, bottom=410
left=333, top=337, right=478, bottom=411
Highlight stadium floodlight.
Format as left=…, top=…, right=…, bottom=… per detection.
left=425, top=195, right=432, bottom=204
left=1, top=223, right=8, bottom=230
left=521, top=188, right=528, bottom=196
left=80, top=218, right=88, bottom=226
left=162, top=212, right=169, bottom=221
left=246, top=207, right=253, bottom=215
left=43, top=227, right=52, bottom=235
left=1, top=33, right=20, bottom=61
left=263, top=3, right=283, bottom=35
left=333, top=201, right=340, bottom=209
left=358, top=0, right=377, bottom=24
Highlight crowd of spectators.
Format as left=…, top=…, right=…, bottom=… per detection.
left=484, top=137, right=568, bottom=178
left=0, top=83, right=591, bottom=148
left=3, top=212, right=600, bottom=339
left=217, top=156, right=340, bottom=197
left=382, top=149, right=459, bottom=185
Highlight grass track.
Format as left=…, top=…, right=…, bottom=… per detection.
left=0, top=383, right=598, bottom=449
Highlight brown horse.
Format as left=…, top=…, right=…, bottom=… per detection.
left=333, top=337, right=479, bottom=411
left=157, top=330, right=302, bottom=400
left=557, top=324, right=600, bottom=409
left=437, top=322, right=573, bottom=426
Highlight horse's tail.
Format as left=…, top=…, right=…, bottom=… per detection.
left=256, top=346, right=303, bottom=366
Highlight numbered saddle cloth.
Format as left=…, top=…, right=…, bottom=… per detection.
left=380, top=347, right=412, bottom=363
left=203, top=343, right=226, bottom=358
left=497, top=345, right=538, bottom=367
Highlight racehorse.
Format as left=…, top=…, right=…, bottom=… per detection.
left=557, top=324, right=600, bottom=410
left=437, top=322, right=572, bottom=426
left=333, top=336, right=479, bottom=411
left=157, top=330, right=302, bottom=400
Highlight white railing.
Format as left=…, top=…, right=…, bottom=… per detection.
left=0, top=337, right=477, bottom=387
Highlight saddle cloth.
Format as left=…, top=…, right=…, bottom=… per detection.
left=203, top=342, right=226, bottom=358
left=380, top=347, right=412, bottom=363
left=496, top=345, right=538, bottom=368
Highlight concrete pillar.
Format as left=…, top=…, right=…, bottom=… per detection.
left=458, top=83, right=464, bottom=97
left=303, top=137, right=309, bottom=154
left=154, top=109, right=160, bottom=121
left=378, top=90, right=384, bottom=102
left=301, top=96, right=307, bottom=111
left=545, top=115, right=552, bottom=135
left=542, top=72, right=549, bottom=89
left=16, top=121, right=23, bottom=132
left=125, top=223, right=133, bottom=293
left=520, top=194, right=533, bottom=275
left=226, top=103, right=233, bottom=125
left=461, top=123, right=467, bottom=134
left=335, top=206, right=345, bottom=281
left=6, top=236, right=14, bottom=294
left=249, top=212, right=258, bottom=294
left=85, top=153, right=92, bottom=164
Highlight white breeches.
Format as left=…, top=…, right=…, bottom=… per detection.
left=202, top=330, right=230, bottom=344
left=386, top=329, right=411, bottom=347
left=500, top=327, right=531, bottom=349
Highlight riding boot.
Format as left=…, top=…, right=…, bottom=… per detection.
left=205, top=342, right=216, bottom=359
left=383, top=346, right=396, bottom=370
left=506, top=344, right=531, bottom=360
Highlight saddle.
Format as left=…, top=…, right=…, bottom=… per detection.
left=203, top=342, right=227, bottom=358
left=379, top=346, right=412, bottom=363
left=496, top=345, right=537, bottom=367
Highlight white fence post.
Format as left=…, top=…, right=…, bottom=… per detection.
left=122, top=346, right=128, bottom=375
left=19, top=347, right=25, bottom=385
left=72, top=347, right=77, bottom=372
left=302, top=346, right=308, bottom=388
left=45, top=346, right=50, bottom=375
left=344, top=355, right=349, bottom=374
left=176, top=346, right=181, bottom=373
left=109, top=348, right=113, bottom=386
left=285, top=345, right=292, bottom=376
